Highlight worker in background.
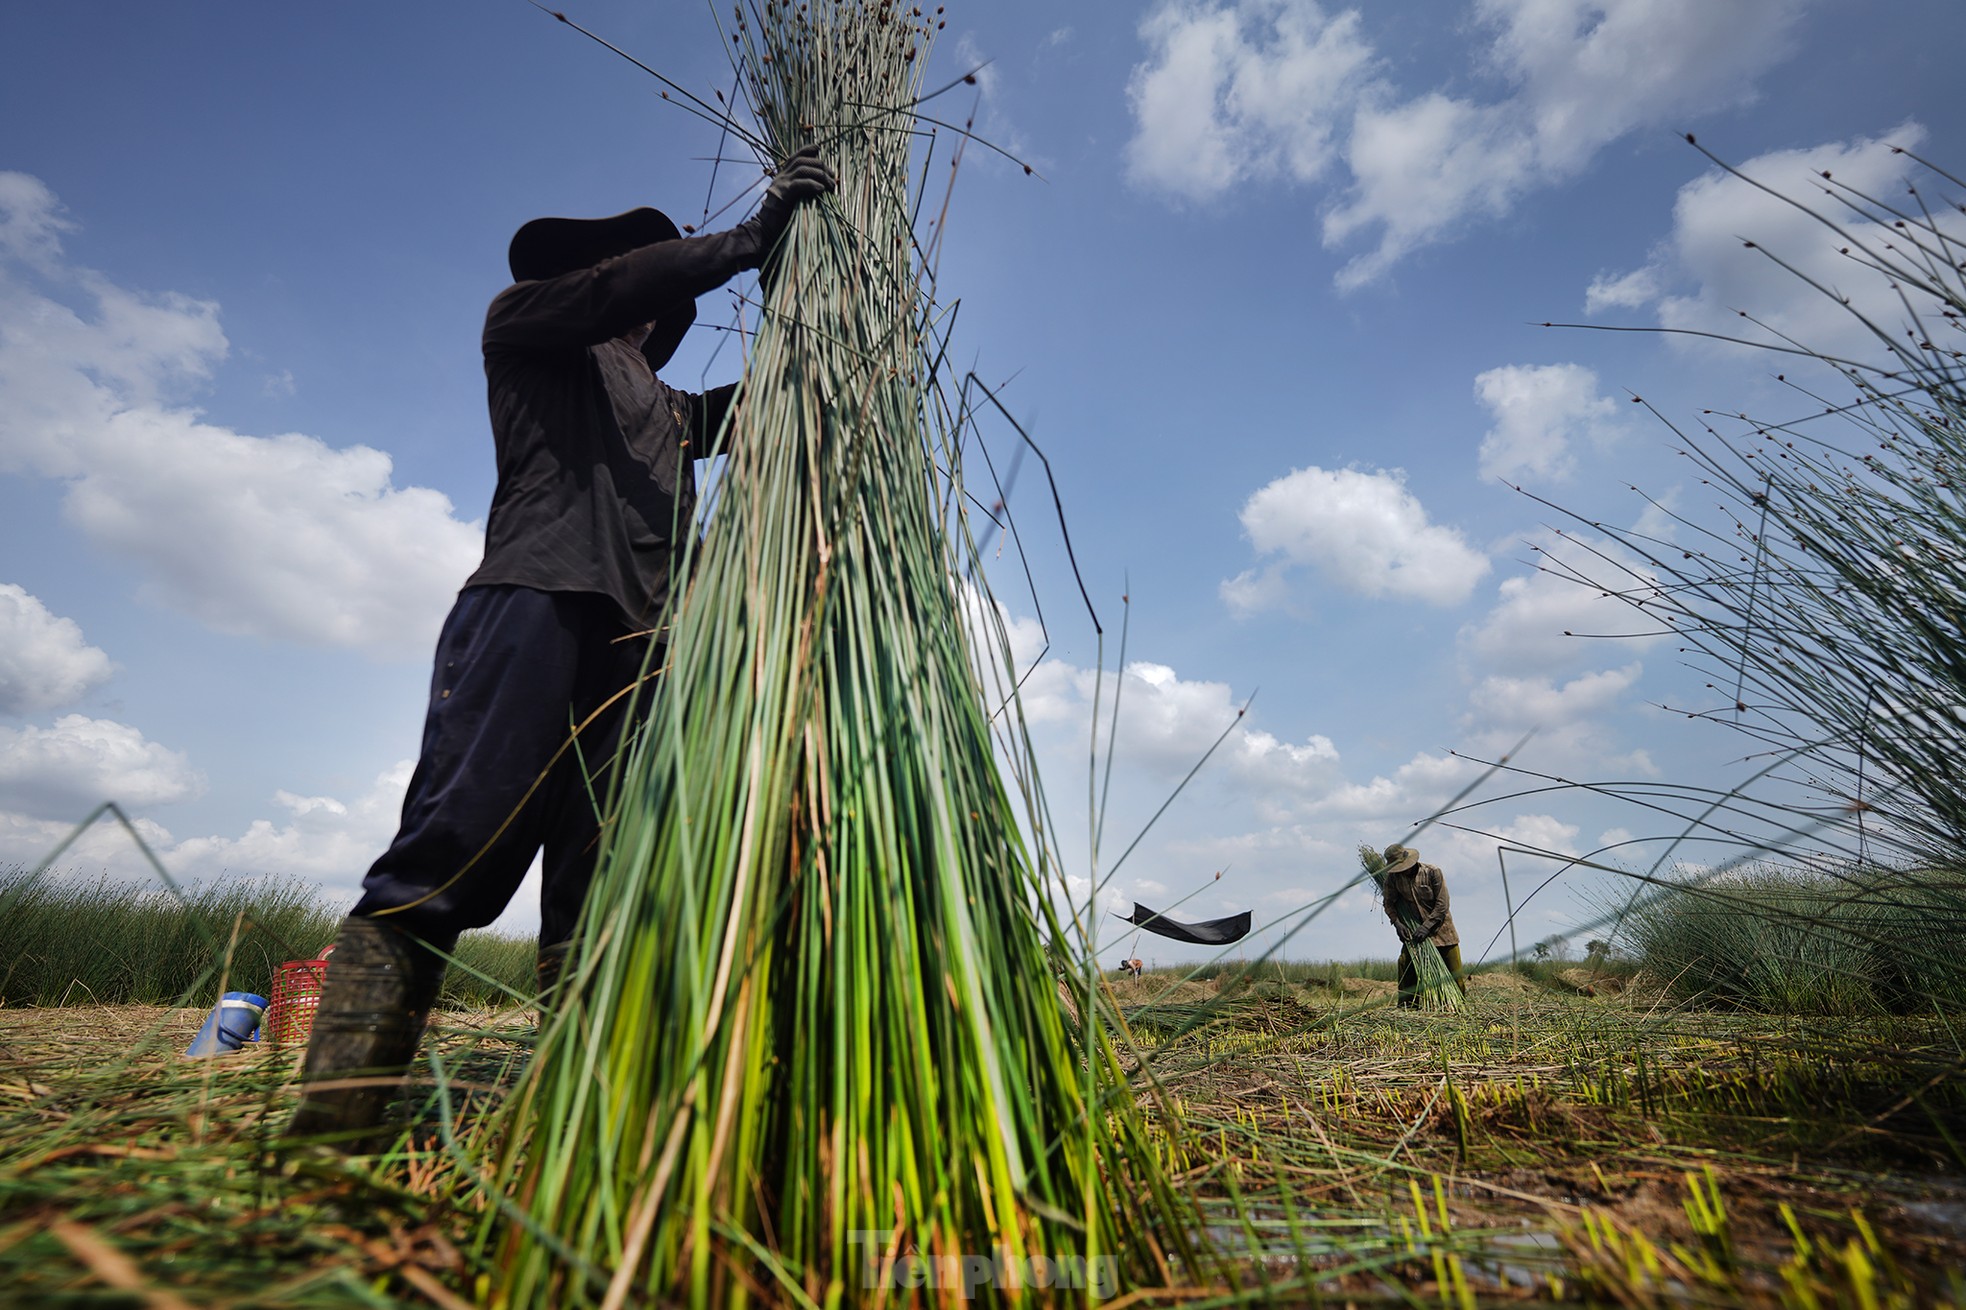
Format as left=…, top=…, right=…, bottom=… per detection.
left=287, top=146, right=834, bottom=1150
left=1379, top=843, right=1462, bottom=1008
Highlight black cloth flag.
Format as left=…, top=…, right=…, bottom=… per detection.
left=1121, top=903, right=1252, bottom=946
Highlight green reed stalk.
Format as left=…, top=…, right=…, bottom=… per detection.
left=485, top=4, right=1204, bottom=1304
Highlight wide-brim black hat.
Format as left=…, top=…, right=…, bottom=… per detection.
left=508, top=207, right=696, bottom=368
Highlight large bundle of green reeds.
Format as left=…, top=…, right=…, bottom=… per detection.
left=484, top=4, right=1198, bottom=1304
left=1358, top=845, right=1463, bottom=1011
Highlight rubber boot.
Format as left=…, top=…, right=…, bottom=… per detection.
left=533, top=939, right=576, bottom=1031
left=285, top=915, right=449, bottom=1153
left=535, top=939, right=572, bottom=1001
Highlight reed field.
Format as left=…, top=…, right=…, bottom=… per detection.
left=1, top=956, right=1962, bottom=1305
left=6, top=3, right=1966, bottom=1307
left=0, top=867, right=537, bottom=1010
left=1609, top=863, right=1966, bottom=1016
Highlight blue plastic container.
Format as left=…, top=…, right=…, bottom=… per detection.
left=185, top=991, right=269, bottom=1057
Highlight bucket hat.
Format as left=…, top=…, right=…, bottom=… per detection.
left=1381, top=844, right=1419, bottom=874
left=507, top=207, right=696, bottom=368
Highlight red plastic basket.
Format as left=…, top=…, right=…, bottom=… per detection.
left=267, top=958, right=329, bottom=1045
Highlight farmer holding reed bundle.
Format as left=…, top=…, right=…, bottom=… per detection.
left=286, top=148, right=834, bottom=1149
left=1378, top=842, right=1464, bottom=1008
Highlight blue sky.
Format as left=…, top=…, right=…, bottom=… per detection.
left=3, top=1, right=1961, bottom=963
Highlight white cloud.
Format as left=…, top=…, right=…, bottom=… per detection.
left=1461, top=530, right=1668, bottom=673
left=1124, top=0, right=1811, bottom=287
left=0, top=270, right=226, bottom=428
left=1476, top=0, right=1801, bottom=174
left=1484, top=813, right=1582, bottom=861
left=0, top=715, right=204, bottom=820
left=0, top=584, right=114, bottom=714
left=1224, top=464, right=1490, bottom=611
left=0, top=174, right=482, bottom=657
left=0, top=760, right=413, bottom=910
left=1239, top=723, right=1340, bottom=788
left=1470, top=810, right=1588, bottom=881
left=0, top=170, right=72, bottom=268
left=1461, top=661, right=1656, bottom=776
left=1108, top=661, right=1341, bottom=791
left=1217, top=563, right=1293, bottom=617
left=1584, top=123, right=1960, bottom=369
left=965, top=587, right=1662, bottom=958
left=1330, top=0, right=1811, bottom=288
left=1422, top=812, right=1584, bottom=890
left=1323, top=92, right=1532, bottom=287
left=0, top=808, right=178, bottom=877
left=1008, top=650, right=1341, bottom=795
left=956, top=33, right=1002, bottom=98
left=966, top=587, right=1328, bottom=814
left=951, top=33, right=1048, bottom=177
left=958, top=580, right=1077, bottom=727
left=1474, top=362, right=1624, bottom=484
left=1583, top=266, right=1660, bottom=314
left=168, top=762, right=412, bottom=897
left=1124, top=0, right=1374, bottom=201
left=1467, top=662, right=1642, bottom=729
left=1102, top=661, right=1252, bottom=772
left=1310, top=749, right=1478, bottom=820
left=1451, top=528, right=1671, bottom=779
left=967, top=609, right=1348, bottom=852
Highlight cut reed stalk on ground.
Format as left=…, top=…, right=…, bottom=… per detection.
left=484, top=4, right=1204, bottom=1305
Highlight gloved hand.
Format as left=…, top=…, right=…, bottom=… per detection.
left=752, top=144, right=835, bottom=251
left=1394, top=922, right=1415, bottom=945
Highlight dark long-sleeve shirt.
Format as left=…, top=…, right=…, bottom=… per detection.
left=464, top=224, right=766, bottom=628
left=1382, top=863, right=1459, bottom=948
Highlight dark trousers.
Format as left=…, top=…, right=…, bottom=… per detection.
left=351, top=585, right=657, bottom=946
left=1396, top=942, right=1464, bottom=1007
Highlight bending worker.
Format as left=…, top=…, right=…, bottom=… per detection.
left=287, top=146, right=835, bottom=1149
left=1378, top=843, right=1462, bottom=1008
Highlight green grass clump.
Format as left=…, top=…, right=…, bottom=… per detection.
left=443, top=933, right=540, bottom=1008
left=1326, top=956, right=1402, bottom=983
left=0, top=866, right=534, bottom=1010
left=1618, top=863, right=1966, bottom=1014
left=0, top=867, right=336, bottom=1006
